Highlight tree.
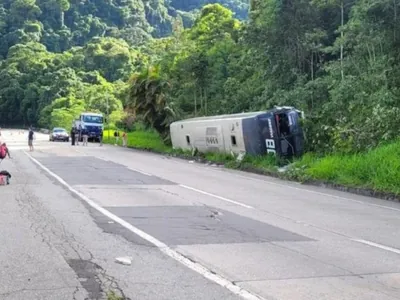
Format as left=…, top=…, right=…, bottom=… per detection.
left=126, top=65, right=176, bottom=142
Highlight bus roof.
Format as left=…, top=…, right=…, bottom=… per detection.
left=171, top=107, right=302, bottom=125
left=173, top=111, right=266, bottom=124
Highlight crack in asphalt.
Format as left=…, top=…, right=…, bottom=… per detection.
left=11, top=158, right=131, bottom=300
left=0, top=286, right=79, bottom=297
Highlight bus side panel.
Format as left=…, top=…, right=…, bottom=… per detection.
left=204, top=125, right=224, bottom=153
left=193, top=126, right=207, bottom=151
left=171, top=123, right=191, bottom=151
left=170, top=123, right=181, bottom=150
left=242, top=117, right=263, bottom=155
left=220, top=119, right=246, bottom=154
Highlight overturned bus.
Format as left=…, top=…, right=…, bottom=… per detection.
left=169, top=106, right=305, bottom=159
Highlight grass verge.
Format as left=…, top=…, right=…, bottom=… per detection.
left=102, top=129, right=400, bottom=197
left=103, top=129, right=171, bottom=153
left=290, top=141, right=400, bottom=195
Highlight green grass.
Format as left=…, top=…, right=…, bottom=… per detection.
left=102, top=129, right=400, bottom=195
left=103, top=129, right=172, bottom=153
left=107, top=291, right=124, bottom=300
left=292, top=140, right=400, bottom=194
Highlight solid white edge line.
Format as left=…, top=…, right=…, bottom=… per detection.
left=148, top=153, right=400, bottom=213
left=24, top=151, right=264, bottom=300
left=91, top=141, right=400, bottom=213
left=214, top=168, right=400, bottom=213
left=179, top=184, right=254, bottom=209
left=352, top=239, right=400, bottom=255
left=129, top=167, right=152, bottom=177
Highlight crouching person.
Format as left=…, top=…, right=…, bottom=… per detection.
left=0, top=143, right=11, bottom=161
left=0, top=170, right=11, bottom=185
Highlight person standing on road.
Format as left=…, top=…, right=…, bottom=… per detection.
left=122, top=131, right=127, bottom=147
left=114, top=130, right=119, bottom=145
left=75, top=127, right=80, bottom=146
left=28, top=127, right=34, bottom=152
left=71, top=127, right=76, bottom=146
left=82, top=128, right=88, bottom=146
left=99, top=129, right=103, bottom=147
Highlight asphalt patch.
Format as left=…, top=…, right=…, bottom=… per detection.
left=88, top=204, right=155, bottom=248
left=34, top=156, right=175, bottom=186
left=67, top=259, right=103, bottom=299
left=105, top=206, right=314, bottom=246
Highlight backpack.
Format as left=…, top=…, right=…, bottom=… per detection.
left=0, top=145, right=6, bottom=159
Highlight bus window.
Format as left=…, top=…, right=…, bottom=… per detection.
left=231, top=135, right=237, bottom=146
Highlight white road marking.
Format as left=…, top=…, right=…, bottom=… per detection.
left=352, top=239, right=400, bottom=255
left=129, top=153, right=400, bottom=213
left=212, top=168, right=400, bottom=213
left=128, top=167, right=152, bottom=177
left=96, top=144, right=400, bottom=213
left=24, top=151, right=264, bottom=300
left=179, top=184, right=254, bottom=209
left=103, top=146, right=400, bottom=212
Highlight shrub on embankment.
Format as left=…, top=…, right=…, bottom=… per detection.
left=102, top=129, right=400, bottom=196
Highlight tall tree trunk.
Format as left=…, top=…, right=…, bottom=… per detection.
left=340, top=1, right=344, bottom=81
left=194, top=88, right=197, bottom=116
left=311, top=51, right=314, bottom=81
left=60, top=11, right=64, bottom=27
left=394, top=0, right=397, bottom=42
left=311, top=51, right=314, bottom=110
left=200, top=88, right=203, bottom=113
left=204, top=89, right=207, bottom=115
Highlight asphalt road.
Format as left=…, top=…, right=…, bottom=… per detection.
left=1, top=129, right=400, bottom=300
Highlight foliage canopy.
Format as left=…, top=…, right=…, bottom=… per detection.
left=0, top=0, right=399, bottom=155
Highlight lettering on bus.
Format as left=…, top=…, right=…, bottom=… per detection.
left=268, top=119, right=274, bottom=138
left=206, top=136, right=219, bottom=145
left=265, top=138, right=276, bottom=155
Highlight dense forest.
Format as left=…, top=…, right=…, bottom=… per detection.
left=0, top=0, right=399, bottom=155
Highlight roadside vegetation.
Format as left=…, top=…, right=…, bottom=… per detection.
left=290, top=142, right=400, bottom=194
left=102, top=127, right=400, bottom=195
left=1, top=0, right=399, bottom=196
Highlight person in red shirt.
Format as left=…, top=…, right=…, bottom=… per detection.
left=0, top=142, right=11, bottom=161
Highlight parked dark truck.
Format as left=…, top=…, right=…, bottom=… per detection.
left=169, top=106, right=305, bottom=159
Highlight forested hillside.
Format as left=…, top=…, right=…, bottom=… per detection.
left=0, top=0, right=247, bottom=129
left=130, top=0, right=400, bottom=154
left=0, top=0, right=399, bottom=158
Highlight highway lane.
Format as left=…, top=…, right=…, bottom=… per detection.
left=3, top=129, right=400, bottom=299
left=0, top=130, right=243, bottom=300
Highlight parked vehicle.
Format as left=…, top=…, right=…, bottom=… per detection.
left=49, top=127, right=70, bottom=142
left=169, top=106, right=305, bottom=159
left=72, top=112, right=104, bottom=142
